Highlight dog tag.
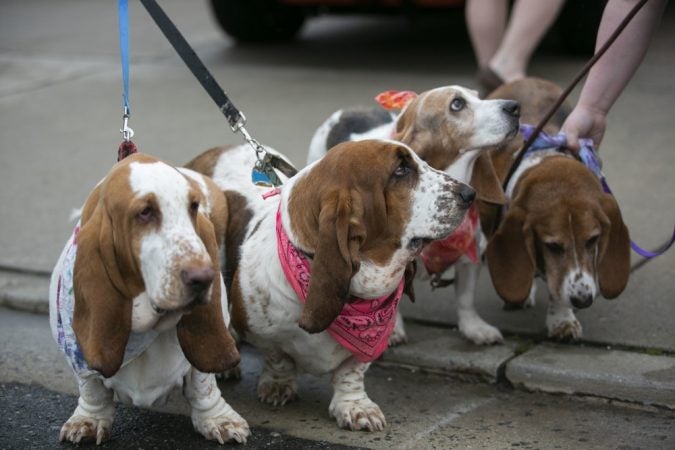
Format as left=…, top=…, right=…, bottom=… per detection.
left=251, top=154, right=282, bottom=187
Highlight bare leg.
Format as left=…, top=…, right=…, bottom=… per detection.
left=489, top=0, right=566, bottom=81
left=329, top=357, right=385, bottom=431
left=465, top=0, right=509, bottom=68
left=184, top=368, right=250, bottom=444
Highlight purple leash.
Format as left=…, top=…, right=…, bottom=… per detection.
left=520, top=124, right=675, bottom=259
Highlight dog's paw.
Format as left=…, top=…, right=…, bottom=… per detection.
left=547, top=306, right=583, bottom=341
left=257, top=380, right=298, bottom=406
left=548, top=319, right=583, bottom=341
left=193, top=410, right=250, bottom=445
left=329, top=398, right=386, bottom=432
left=59, top=415, right=112, bottom=445
left=459, top=316, right=504, bottom=345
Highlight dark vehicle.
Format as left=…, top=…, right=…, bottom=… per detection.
left=210, top=0, right=605, bottom=54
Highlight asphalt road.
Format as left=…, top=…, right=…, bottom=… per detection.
left=0, top=383, right=364, bottom=450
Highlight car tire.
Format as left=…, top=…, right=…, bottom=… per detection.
left=210, top=0, right=306, bottom=43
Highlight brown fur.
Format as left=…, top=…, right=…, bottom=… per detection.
left=185, top=146, right=233, bottom=178
left=73, top=153, right=238, bottom=377
left=185, top=147, right=256, bottom=336
left=289, top=142, right=419, bottom=333
left=482, top=79, right=630, bottom=305
left=393, top=88, right=506, bottom=205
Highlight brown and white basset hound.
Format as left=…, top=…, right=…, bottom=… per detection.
left=307, top=85, right=520, bottom=345
left=482, top=78, right=631, bottom=340
left=49, top=153, right=248, bottom=445
left=186, top=139, right=474, bottom=431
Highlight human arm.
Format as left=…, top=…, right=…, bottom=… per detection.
left=562, top=0, right=667, bottom=151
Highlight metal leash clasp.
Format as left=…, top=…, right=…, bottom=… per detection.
left=232, top=116, right=283, bottom=187
left=120, top=106, right=134, bottom=142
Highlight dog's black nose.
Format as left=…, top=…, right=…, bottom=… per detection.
left=181, top=267, right=215, bottom=294
left=502, top=100, right=520, bottom=118
left=571, top=294, right=593, bottom=309
left=458, top=184, right=476, bottom=205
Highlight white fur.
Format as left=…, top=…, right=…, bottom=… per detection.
left=129, top=162, right=212, bottom=312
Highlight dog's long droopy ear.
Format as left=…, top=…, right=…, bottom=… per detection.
left=178, top=213, right=240, bottom=373
left=471, top=153, right=507, bottom=205
left=597, top=195, right=630, bottom=299
left=73, top=195, right=131, bottom=378
left=298, top=189, right=364, bottom=333
left=486, top=206, right=535, bottom=304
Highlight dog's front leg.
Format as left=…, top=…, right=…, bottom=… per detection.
left=546, top=295, right=582, bottom=340
left=257, top=349, right=298, bottom=406
left=184, top=368, right=250, bottom=444
left=388, top=311, right=408, bottom=346
left=456, top=258, right=504, bottom=345
left=329, top=357, right=385, bottom=431
left=59, top=375, right=115, bottom=445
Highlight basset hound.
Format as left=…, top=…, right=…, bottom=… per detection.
left=483, top=78, right=631, bottom=340
left=186, top=139, right=475, bottom=431
left=48, top=153, right=248, bottom=445
left=307, top=85, right=520, bottom=345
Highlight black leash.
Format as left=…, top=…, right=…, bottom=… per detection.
left=138, top=0, right=297, bottom=186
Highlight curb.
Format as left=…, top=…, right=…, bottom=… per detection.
left=380, top=323, right=675, bottom=411
left=0, top=270, right=50, bottom=315
left=2, top=270, right=674, bottom=410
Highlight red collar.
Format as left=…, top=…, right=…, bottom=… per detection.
left=420, top=203, right=480, bottom=274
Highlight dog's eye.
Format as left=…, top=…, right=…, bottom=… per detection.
left=450, top=97, right=466, bottom=112
left=545, top=242, right=564, bottom=255
left=393, top=163, right=411, bottom=178
left=585, top=236, right=599, bottom=249
left=137, top=206, right=156, bottom=224
left=189, top=201, right=199, bottom=216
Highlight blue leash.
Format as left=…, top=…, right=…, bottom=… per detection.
left=117, top=0, right=136, bottom=161
left=118, top=0, right=130, bottom=117
left=519, top=124, right=675, bottom=259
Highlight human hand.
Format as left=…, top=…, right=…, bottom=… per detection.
left=561, top=105, right=607, bottom=153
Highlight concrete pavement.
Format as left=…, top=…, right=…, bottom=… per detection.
left=1, top=0, right=674, bottom=447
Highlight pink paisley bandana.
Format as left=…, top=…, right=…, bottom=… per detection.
left=275, top=207, right=403, bottom=362
left=420, top=203, right=480, bottom=275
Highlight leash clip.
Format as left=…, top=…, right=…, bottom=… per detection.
left=229, top=111, right=247, bottom=133
left=120, top=107, right=134, bottom=142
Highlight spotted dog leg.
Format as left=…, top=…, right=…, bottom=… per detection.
left=59, top=376, right=115, bottom=445
left=388, top=311, right=408, bottom=347
left=456, top=260, right=504, bottom=345
left=185, top=368, right=250, bottom=444
left=257, top=350, right=298, bottom=406
left=329, top=357, right=385, bottom=432
left=546, top=295, right=582, bottom=340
